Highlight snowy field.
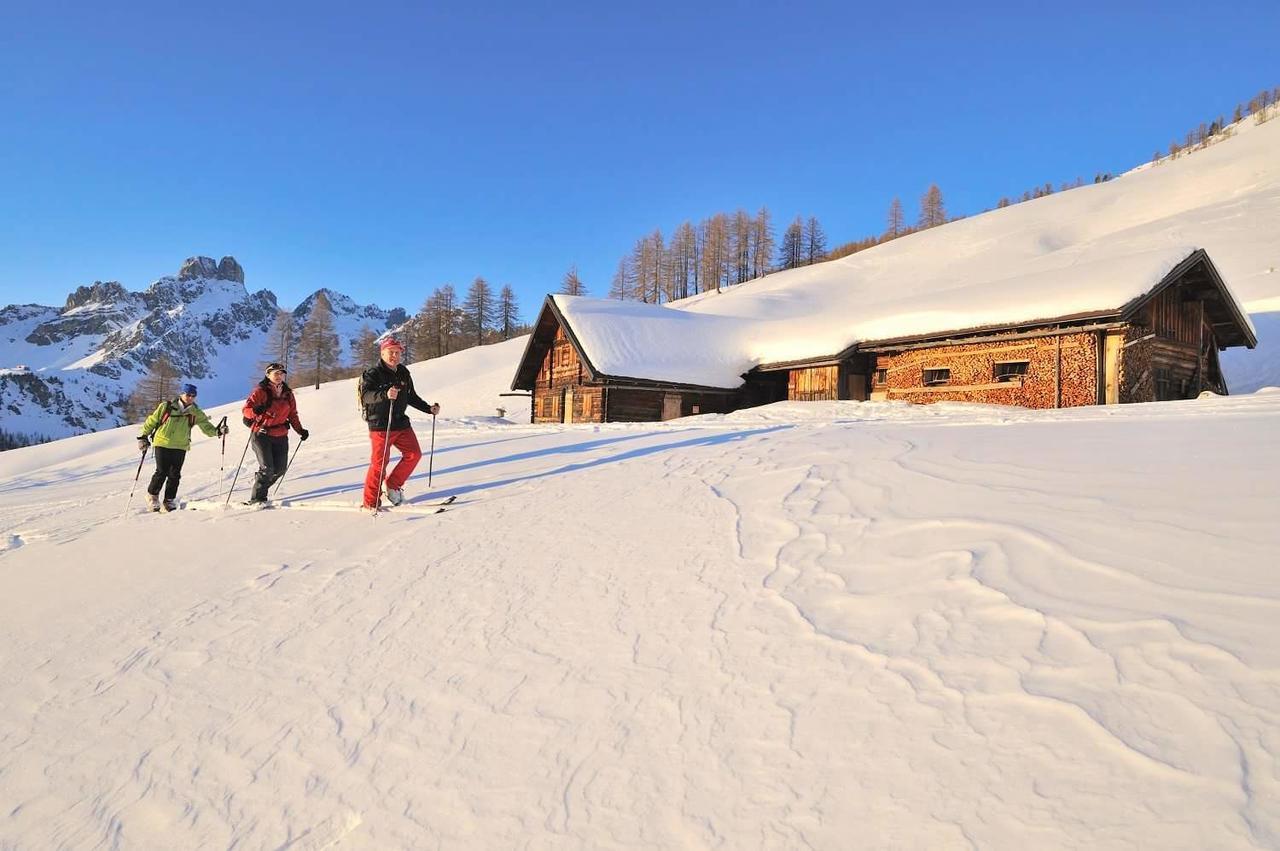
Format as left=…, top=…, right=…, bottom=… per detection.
left=2, top=343, right=1279, bottom=849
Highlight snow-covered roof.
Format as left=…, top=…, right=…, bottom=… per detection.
left=515, top=116, right=1277, bottom=390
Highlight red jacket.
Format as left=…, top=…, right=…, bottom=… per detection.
left=243, top=380, right=304, bottom=438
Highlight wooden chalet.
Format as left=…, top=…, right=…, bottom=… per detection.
left=511, top=296, right=740, bottom=423
left=511, top=249, right=1256, bottom=423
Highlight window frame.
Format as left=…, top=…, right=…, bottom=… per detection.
left=922, top=367, right=951, bottom=386
left=993, top=360, right=1030, bottom=382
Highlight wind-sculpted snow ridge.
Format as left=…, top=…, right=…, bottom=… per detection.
left=0, top=387, right=1278, bottom=848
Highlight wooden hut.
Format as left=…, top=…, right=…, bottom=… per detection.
left=511, top=249, right=1256, bottom=422
left=511, top=296, right=740, bottom=424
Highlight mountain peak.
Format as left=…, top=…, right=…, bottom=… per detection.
left=178, top=255, right=244, bottom=284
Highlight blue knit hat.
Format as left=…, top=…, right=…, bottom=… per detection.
left=180, top=383, right=198, bottom=397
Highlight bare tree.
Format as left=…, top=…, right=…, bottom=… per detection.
left=751, top=206, right=774, bottom=280
left=498, top=285, right=520, bottom=340
left=262, top=309, right=296, bottom=372
left=350, top=325, right=380, bottom=373
left=462, top=276, right=497, bottom=346
left=918, top=184, right=947, bottom=229
left=777, top=216, right=804, bottom=270
left=559, top=265, right=587, bottom=296
left=669, top=221, right=698, bottom=300
left=126, top=355, right=180, bottom=422
left=608, top=257, right=633, bottom=301
left=700, top=214, right=730, bottom=293
left=294, top=291, right=341, bottom=389
left=804, top=217, right=827, bottom=265
left=885, top=197, right=905, bottom=238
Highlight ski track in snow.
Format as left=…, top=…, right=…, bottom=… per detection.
left=1, top=394, right=1279, bottom=848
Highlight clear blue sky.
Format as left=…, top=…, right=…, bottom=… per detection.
left=1, top=0, right=1276, bottom=321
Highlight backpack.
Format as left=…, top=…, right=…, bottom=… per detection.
left=356, top=374, right=369, bottom=419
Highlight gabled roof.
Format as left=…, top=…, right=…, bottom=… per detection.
left=510, top=296, right=753, bottom=391
left=511, top=247, right=1256, bottom=392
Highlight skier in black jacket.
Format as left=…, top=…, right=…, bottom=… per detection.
left=360, top=337, right=440, bottom=509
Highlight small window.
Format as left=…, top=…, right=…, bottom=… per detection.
left=923, top=368, right=950, bottom=386
left=874, top=368, right=887, bottom=385
left=993, top=361, right=1029, bottom=382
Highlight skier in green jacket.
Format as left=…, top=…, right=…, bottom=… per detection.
left=137, top=383, right=227, bottom=511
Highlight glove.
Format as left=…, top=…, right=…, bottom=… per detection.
left=137, top=435, right=150, bottom=451
left=252, top=403, right=269, bottom=415
left=298, top=428, right=310, bottom=441
left=429, top=403, right=440, bottom=416
left=242, top=416, right=255, bottom=427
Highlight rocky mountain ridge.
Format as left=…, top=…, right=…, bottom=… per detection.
left=1, top=256, right=407, bottom=446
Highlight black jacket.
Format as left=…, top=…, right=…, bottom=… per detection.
left=360, top=362, right=434, bottom=431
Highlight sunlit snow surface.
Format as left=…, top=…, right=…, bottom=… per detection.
left=2, top=341, right=1278, bottom=848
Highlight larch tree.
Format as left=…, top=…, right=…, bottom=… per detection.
left=608, top=257, right=634, bottom=300
left=918, top=184, right=947, bottom=229
left=804, top=217, right=827, bottom=265
left=700, top=214, right=730, bottom=293
left=751, top=206, right=774, bottom=280
left=885, top=197, right=905, bottom=238
left=462, top=276, right=497, bottom=346
left=262, top=309, right=296, bottom=372
left=294, top=291, right=341, bottom=389
left=126, top=355, right=180, bottom=422
left=777, top=216, right=804, bottom=271
left=498, top=285, right=521, bottom=340
left=669, top=222, right=698, bottom=300
left=559, top=265, right=587, bottom=296
left=351, top=325, right=380, bottom=373
left=732, top=209, right=753, bottom=285
left=430, top=284, right=460, bottom=356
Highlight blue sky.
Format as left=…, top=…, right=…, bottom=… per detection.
left=1, top=0, right=1276, bottom=322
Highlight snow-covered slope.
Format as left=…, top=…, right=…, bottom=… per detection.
left=0, top=257, right=407, bottom=444
left=1, top=336, right=1278, bottom=848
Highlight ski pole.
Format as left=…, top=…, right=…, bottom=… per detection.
left=272, top=439, right=303, bottom=498
left=374, top=384, right=398, bottom=512
left=428, top=411, right=437, bottom=488
left=225, top=417, right=261, bottom=506
left=123, top=443, right=150, bottom=519
left=216, top=415, right=227, bottom=500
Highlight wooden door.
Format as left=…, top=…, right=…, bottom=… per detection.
left=1104, top=332, right=1123, bottom=404
left=563, top=387, right=574, bottom=423
left=662, top=393, right=682, bottom=421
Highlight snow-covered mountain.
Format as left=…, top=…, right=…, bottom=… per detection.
left=0, top=256, right=408, bottom=445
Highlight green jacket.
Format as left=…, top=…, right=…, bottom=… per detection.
left=140, top=398, right=220, bottom=451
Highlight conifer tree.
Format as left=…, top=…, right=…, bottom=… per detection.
left=462, top=276, right=497, bottom=346
left=699, top=215, right=729, bottom=293
left=751, top=206, right=774, bottom=280
left=262, top=309, right=296, bottom=372
left=918, top=185, right=947, bottom=229
left=804, top=217, right=827, bottom=265
left=429, top=284, right=460, bottom=356
left=126, top=355, right=180, bottom=422
left=351, top=325, right=380, bottom=373
left=885, top=197, right=905, bottom=238
left=559, top=265, right=587, bottom=296
left=294, top=291, right=341, bottom=389
left=497, top=285, right=521, bottom=340
left=608, top=257, right=633, bottom=300
left=777, top=216, right=804, bottom=270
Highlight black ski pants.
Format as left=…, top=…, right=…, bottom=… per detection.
left=251, top=433, right=290, bottom=501
left=148, top=446, right=187, bottom=502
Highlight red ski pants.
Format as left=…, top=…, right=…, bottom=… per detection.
left=364, top=428, right=422, bottom=506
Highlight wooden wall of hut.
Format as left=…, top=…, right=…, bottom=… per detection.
left=870, top=330, right=1101, bottom=408
left=531, top=326, right=606, bottom=423
left=788, top=365, right=840, bottom=401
